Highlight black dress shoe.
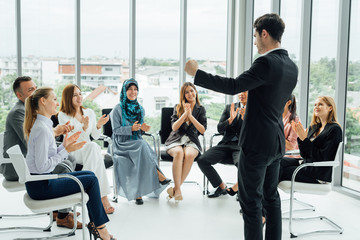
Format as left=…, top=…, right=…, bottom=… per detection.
left=159, top=178, right=171, bottom=185
left=135, top=198, right=144, bottom=205
left=226, top=187, right=238, bottom=196
left=208, top=186, right=227, bottom=198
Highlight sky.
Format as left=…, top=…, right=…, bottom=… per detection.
left=0, top=0, right=359, bottom=62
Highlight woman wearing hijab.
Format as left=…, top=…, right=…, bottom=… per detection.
left=110, top=78, right=170, bottom=205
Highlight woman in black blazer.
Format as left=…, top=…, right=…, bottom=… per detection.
left=165, top=82, right=207, bottom=201
left=279, top=96, right=342, bottom=183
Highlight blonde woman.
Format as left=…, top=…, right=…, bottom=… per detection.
left=23, top=87, right=115, bottom=240
left=279, top=96, right=342, bottom=183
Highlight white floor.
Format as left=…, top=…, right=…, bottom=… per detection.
left=1, top=162, right=359, bottom=240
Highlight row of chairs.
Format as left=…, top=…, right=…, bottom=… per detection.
left=0, top=105, right=344, bottom=239
left=109, top=106, right=344, bottom=238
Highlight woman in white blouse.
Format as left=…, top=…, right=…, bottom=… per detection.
left=58, top=84, right=114, bottom=214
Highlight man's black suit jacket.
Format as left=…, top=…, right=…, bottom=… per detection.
left=217, top=102, right=243, bottom=146
left=195, top=49, right=298, bottom=157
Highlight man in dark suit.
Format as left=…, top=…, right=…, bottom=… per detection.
left=185, top=13, right=298, bottom=240
left=198, top=92, right=247, bottom=198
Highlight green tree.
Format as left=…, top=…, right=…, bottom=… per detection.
left=345, top=108, right=360, bottom=155
left=82, top=100, right=102, bottom=119
left=214, top=65, right=225, bottom=75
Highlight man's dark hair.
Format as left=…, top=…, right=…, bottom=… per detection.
left=254, top=13, right=285, bottom=43
left=13, top=76, right=32, bottom=94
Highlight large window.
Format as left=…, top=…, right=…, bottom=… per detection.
left=280, top=0, right=302, bottom=117
left=21, top=0, right=75, bottom=100
left=80, top=0, right=129, bottom=115
left=0, top=1, right=17, bottom=132
left=252, top=0, right=271, bottom=60
left=136, top=0, right=180, bottom=132
left=308, top=0, right=339, bottom=123
left=343, top=0, right=360, bottom=192
left=187, top=0, right=228, bottom=142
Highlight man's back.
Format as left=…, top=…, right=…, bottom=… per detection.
left=2, top=100, right=27, bottom=181
left=239, top=49, right=298, bottom=156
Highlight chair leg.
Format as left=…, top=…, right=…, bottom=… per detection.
left=288, top=190, right=343, bottom=237
left=12, top=205, right=84, bottom=240
left=282, top=197, right=315, bottom=218
left=0, top=212, right=52, bottom=232
left=112, top=165, right=118, bottom=203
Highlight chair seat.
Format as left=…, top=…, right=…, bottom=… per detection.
left=278, top=180, right=331, bottom=195
left=2, top=179, right=25, bottom=192
left=23, top=192, right=89, bottom=213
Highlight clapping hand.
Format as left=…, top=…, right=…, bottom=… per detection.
left=291, top=121, right=308, bottom=141
left=63, top=131, right=86, bottom=153
left=184, top=103, right=192, bottom=117
left=132, top=121, right=142, bottom=131
left=54, top=121, right=74, bottom=136
left=239, top=107, right=246, bottom=120
left=140, top=123, right=151, bottom=132
left=97, top=114, right=110, bottom=129
left=81, top=115, right=89, bottom=131
left=229, top=103, right=240, bottom=125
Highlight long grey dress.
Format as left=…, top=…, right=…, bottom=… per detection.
left=110, top=103, right=167, bottom=201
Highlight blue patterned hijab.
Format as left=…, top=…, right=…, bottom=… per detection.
left=120, top=78, right=144, bottom=139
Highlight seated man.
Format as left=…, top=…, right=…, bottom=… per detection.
left=197, top=92, right=247, bottom=198
left=0, top=76, right=81, bottom=229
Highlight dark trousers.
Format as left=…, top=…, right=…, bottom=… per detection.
left=25, top=171, right=109, bottom=227
left=238, top=147, right=282, bottom=240
left=279, top=157, right=319, bottom=183
left=197, top=144, right=239, bottom=188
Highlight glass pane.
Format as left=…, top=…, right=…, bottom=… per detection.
left=80, top=0, right=129, bottom=118
left=0, top=1, right=17, bottom=133
left=281, top=0, right=302, bottom=119
left=343, top=0, right=360, bottom=192
left=308, top=0, right=339, bottom=123
left=253, top=0, right=271, bottom=59
left=187, top=0, right=227, bottom=143
left=136, top=0, right=180, bottom=133
left=22, top=0, right=75, bottom=103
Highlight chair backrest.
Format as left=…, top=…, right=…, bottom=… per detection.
left=331, top=141, right=343, bottom=179
left=159, top=107, right=174, bottom=144
left=6, top=145, right=31, bottom=184
left=51, top=114, right=64, bottom=143
left=102, top=108, right=113, bottom=147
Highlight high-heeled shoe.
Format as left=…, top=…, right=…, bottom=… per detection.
left=174, top=193, right=183, bottom=202
left=87, top=222, right=116, bottom=240
left=226, top=187, right=238, bottom=196
left=166, top=187, right=174, bottom=200
left=159, top=178, right=171, bottom=185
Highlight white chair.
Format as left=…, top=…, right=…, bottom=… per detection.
left=6, top=145, right=88, bottom=240
left=278, top=142, right=344, bottom=238
left=0, top=132, right=53, bottom=232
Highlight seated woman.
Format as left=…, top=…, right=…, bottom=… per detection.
left=279, top=96, right=342, bottom=183
left=24, top=87, right=115, bottom=240
left=165, top=82, right=207, bottom=201
left=58, top=84, right=114, bottom=214
left=110, top=78, right=170, bottom=205
left=283, top=94, right=300, bottom=154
